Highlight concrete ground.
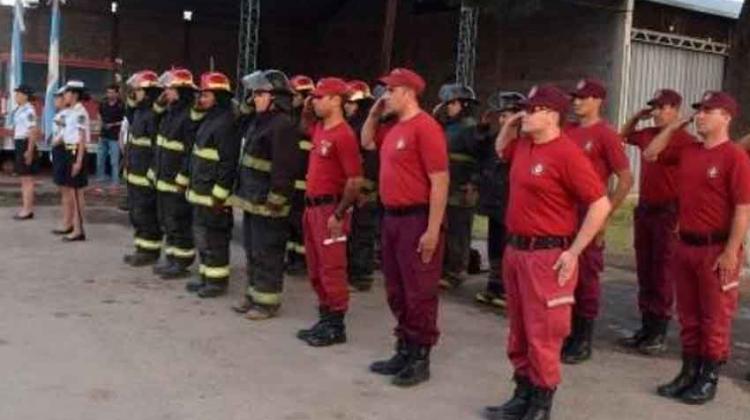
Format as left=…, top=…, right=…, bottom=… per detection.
left=1, top=197, right=750, bottom=419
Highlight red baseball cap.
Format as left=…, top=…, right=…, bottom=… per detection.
left=692, top=91, right=739, bottom=117
left=311, top=77, right=350, bottom=98
left=647, top=89, right=682, bottom=108
left=570, top=78, right=607, bottom=99
left=379, top=68, right=426, bottom=95
left=520, top=84, right=570, bottom=115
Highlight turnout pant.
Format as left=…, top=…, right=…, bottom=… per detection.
left=286, top=196, right=306, bottom=268
left=381, top=210, right=444, bottom=347
left=303, top=203, right=350, bottom=313
left=633, top=204, right=676, bottom=320
left=486, top=213, right=507, bottom=293
left=243, top=212, right=289, bottom=308
left=504, top=246, right=578, bottom=389
left=157, top=191, right=195, bottom=267
left=193, top=206, right=233, bottom=285
left=128, top=185, right=162, bottom=256
left=443, top=205, right=474, bottom=281
left=348, top=200, right=379, bottom=284
left=669, top=241, right=740, bottom=362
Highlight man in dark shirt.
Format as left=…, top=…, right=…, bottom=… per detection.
left=97, top=84, right=125, bottom=188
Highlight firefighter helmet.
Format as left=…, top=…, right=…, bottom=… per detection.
left=290, top=75, right=315, bottom=93
left=438, top=83, right=478, bottom=104
left=158, top=68, right=198, bottom=90
left=487, top=90, right=526, bottom=113
left=127, top=70, right=160, bottom=90
left=242, top=69, right=293, bottom=94
left=347, top=80, right=373, bottom=102
left=199, top=72, right=232, bottom=93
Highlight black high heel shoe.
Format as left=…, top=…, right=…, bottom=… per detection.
left=62, top=234, right=87, bottom=242
left=52, top=227, right=74, bottom=235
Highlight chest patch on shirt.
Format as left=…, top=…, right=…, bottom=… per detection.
left=707, top=166, right=719, bottom=179
left=319, top=140, right=332, bottom=157
left=396, top=137, right=406, bottom=150
left=531, top=163, right=545, bottom=176
left=583, top=140, right=594, bottom=153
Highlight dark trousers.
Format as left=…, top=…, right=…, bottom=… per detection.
left=634, top=205, right=676, bottom=320
left=348, top=201, right=379, bottom=284
left=157, top=191, right=195, bottom=267
left=382, top=212, right=445, bottom=347
left=287, top=198, right=306, bottom=267
left=128, top=185, right=162, bottom=255
left=486, top=214, right=507, bottom=293
left=243, top=212, right=289, bottom=308
left=193, top=206, right=233, bottom=284
left=443, top=205, right=474, bottom=281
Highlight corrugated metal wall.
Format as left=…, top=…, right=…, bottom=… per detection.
left=624, top=40, right=726, bottom=193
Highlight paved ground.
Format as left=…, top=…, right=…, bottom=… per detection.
left=1, top=200, right=750, bottom=419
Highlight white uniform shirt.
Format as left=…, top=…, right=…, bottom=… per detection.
left=61, top=102, right=90, bottom=145
left=11, top=103, right=37, bottom=139
left=52, top=109, right=67, bottom=144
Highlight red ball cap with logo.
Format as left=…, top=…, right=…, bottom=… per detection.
left=570, top=78, right=607, bottom=99
left=379, top=68, right=426, bottom=95
left=520, top=84, right=570, bottom=115
left=291, top=75, right=315, bottom=92
left=311, top=77, right=350, bottom=97
left=692, top=91, right=739, bottom=117
left=647, top=89, right=682, bottom=108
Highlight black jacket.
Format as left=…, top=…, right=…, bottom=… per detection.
left=125, top=99, right=160, bottom=187
left=151, top=100, right=201, bottom=193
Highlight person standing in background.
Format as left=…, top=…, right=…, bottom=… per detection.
left=96, top=84, right=125, bottom=191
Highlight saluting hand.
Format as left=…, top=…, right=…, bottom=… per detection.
left=553, top=250, right=578, bottom=286
left=417, top=229, right=439, bottom=264
left=369, top=97, right=386, bottom=120
left=713, top=249, right=739, bottom=287
left=636, top=108, right=653, bottom=121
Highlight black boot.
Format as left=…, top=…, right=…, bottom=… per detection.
left=484, top=375, right=532, bottom=420
left=185, top=275, right=205, bottom=293
left=561, top=315, right=580, bottom=356
left=638, top=317, right=668, bottom=356
left=562, top=317, right=593, bottom=364
left=657, top=355, right=700, bottom=398
left=618, top=314, right=650, bottom=349
left=124, top=251, right=159, bottom=267
left=297, top=307, right=331, bottom=341
left=197, top=281, right=228, bottom=298
left=370, top=339, right=410, bottom=375
left=303, top=312, right=347, bottom=347
left=680, top=359, right=719, bottom=405
left=152, top=258, right=175, bottom=276
left=392, top=345, right=430, bottom=387
left=159, top=262, right=191, bottom=280
left=520, top=386, right=554, bottom=420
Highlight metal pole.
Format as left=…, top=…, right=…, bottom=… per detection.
left=380, top=0, right=398, bottom=74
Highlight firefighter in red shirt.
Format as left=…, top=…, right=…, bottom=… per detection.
left=486, top=85, right=611, bottom=420
left=562, top=78, right=633, bottom=364
left=296, top=78, right=364, bottom=347
left=619, top=89, right=696, bottom=355
left=644, top=91, right=750, bottom=405
left=361, top=68, right=449, bottom=387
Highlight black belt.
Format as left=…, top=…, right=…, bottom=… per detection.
left=678, top=231, right=728, bottom=246
left=637, top=201, right=676, bottom=214
left=507, top=234, right=572, bottom=250
left=384, top=205, right=429, bottom=217
left=305, top=195, right=339, bottom=207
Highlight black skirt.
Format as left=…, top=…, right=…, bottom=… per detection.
left=14, top=138, right=39, bottom=175
left=52, top=144, right=88, bottom=188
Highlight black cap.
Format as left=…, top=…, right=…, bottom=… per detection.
left=14, top=84, right=34, bottom=97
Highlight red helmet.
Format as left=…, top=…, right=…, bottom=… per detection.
left=347, top=80, right=373, bottom=102
left=290, top=75, right=315, bottom=93
left=199, top=72, right=232, bottom=93
left=127, top=70, right=160, bottom=89
left=159, top=68, right=198, bottom=90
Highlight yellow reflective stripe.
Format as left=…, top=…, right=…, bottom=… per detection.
left=130, top=137, right=152, bottom=147
left=294, top=180, right=306, bottom=191
left=199, top=264, right=206, bottom=275
left=212, top=184, right=231, bottom=200
left=247, top=286, right=281, bottom=306
left=204, top=265, right=230, bottom=279
left=226, top=196, right=290, bottom=218
left=135, top=237, right=162, bottom=250
left=127, top=173, right=152, bottom=187
left=146, top=168, right=156, bottom=182
left=190, top=109, right=206, bottom=122
left=153, top=103, right=166, bottom=114
left=156, top=180, right=182, bottom=193
left=175, top=173, right=190, bottom=187
left=165, top=246, right=196, bottom=258
left=449, top=153, right=476, bottom=163
left=286, top=241, right=306, bottom=255
left=299, top=140, right=313, bottom=151
left=157, top=135, right=186, bottom=152
left=186, top=189, right=214, bottom=207
left=241, top=154, right=272, bottom=172
left=267, top=192, right=287, bottom=206
left=193, top=146, right=219, bottom=161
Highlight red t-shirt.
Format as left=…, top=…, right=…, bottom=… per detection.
left=660, top=141, right=750, bottom=234
left=503, top=135, right=606, bottom=236
left=626, top=127, right=696, bottom=205
left=377, top=112, right=449, bottom=207
left=565, top=120, right=630, bottom=184
left=305, top=121, right=363, bottom=196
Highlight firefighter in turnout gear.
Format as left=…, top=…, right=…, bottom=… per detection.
left=182, top=72, right=241, bottom=298
left=123, top=70, right=164, bottom=267
left=229, top=70, right=300, bottom=320
left=435, top=83, right=480, bottom=289
left=344, top=80, right=379, bottom=292
left=286, top=74, right=316, bottom=276
left=150, top=68, right=202, bottom=279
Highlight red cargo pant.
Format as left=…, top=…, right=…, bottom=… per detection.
left=633, top=204, right=676, bottom=319
left=303, top=203, right=351, bottom=313
left=381, top=211, right=445, bottom=347
left=574, top=241, right=603, bottom=319
left=669, top=240, right=740, bottom=362
left=504, top=246, right=578, bottom=389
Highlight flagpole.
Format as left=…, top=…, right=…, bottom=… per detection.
left=43, top=0, right=63, bottom=144
left=5, top=0, right=26, bottom=128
